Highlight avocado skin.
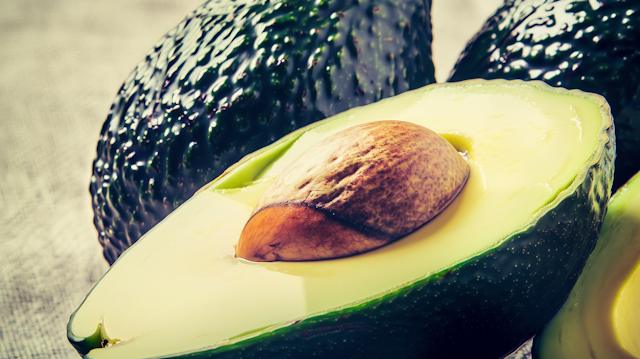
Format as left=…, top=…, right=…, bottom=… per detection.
left=90, top=0, right=435, bottom=264
left=131, top=102, right=614, bottom=359
left=448, top=0, right=639, bottom=192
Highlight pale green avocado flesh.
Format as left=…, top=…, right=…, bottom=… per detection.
left=534, top=170, right=640, bottom=359
left=68, top=80, right=614, bottom=359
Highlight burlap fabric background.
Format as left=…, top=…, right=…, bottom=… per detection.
left=1, top=1, right=526, bottom=358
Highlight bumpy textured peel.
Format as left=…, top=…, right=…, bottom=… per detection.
left=90, top=0, right=436, bottom=264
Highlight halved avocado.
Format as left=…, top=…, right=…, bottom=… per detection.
left=68, top=79, right=614, bottom=359
left=533, top=170, right=640, bottom=359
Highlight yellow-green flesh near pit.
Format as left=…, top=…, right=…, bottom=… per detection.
left=70, top=81, right=604, bottom=358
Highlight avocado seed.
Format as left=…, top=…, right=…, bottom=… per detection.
left=235, top=120, right=469, bottom=261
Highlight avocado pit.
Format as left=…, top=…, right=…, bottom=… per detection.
left=235, top=120, right=470, bottom=261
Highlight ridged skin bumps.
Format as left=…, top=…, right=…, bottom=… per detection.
left=91, top=0, right=436, bottom=264
left=236, top=121, right=469, bottom=261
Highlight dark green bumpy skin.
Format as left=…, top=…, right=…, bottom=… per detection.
left=91, top=0, right=435, bottom=264
left=164, top=112, right=614, bottom=359
left=449, top=0, right=639, bottom=192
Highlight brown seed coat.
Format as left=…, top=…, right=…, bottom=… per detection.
left=235, top=121, right=469, bottom=261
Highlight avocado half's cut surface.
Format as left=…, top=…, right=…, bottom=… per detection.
left=69, top=80, right=614, bottom=359
left=533, top=170, right=640, bottom=359
left=448, top=0, right=640, bottom=192
left=90, top=0, right=435, bottom=264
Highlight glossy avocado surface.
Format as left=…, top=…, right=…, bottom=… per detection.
left=91, top=0, right=436, bottom=264
left=69, top=80, right=614, bottom=359
left=448, top=0, right=640, bottom=191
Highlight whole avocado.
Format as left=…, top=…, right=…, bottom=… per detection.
left=448, top=0, right=640, bottom=191
left=91, top=0, right=436, bottom=264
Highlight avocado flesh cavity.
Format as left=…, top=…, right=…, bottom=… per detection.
left=618, top=259, right=640, bottom=357
left=534, top=171, right=640, bottom=359
left=69, top=80, right=611, bottom=359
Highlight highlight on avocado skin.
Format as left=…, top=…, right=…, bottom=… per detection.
left=236, top=121, right=470, bottom=262
left=67, top=80, right=614, bottom=359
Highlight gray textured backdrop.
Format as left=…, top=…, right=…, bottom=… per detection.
left=0, top=1, right=504, bottom=357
